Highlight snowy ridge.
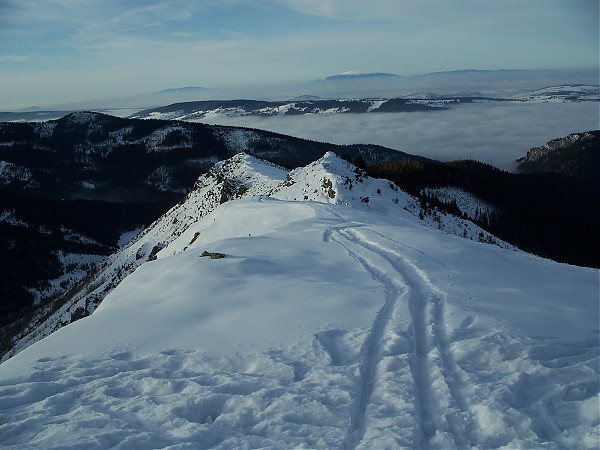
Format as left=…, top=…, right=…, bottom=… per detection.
left=511, top=84, right=600, bottom=103
left=518, top=131, right=594, bottom=164
left=130, top=98, right=444, bottom=121
left=0, top=154, right=287, bottom=359
left=0, top=152, right=597, bottom=448
left=2, top=152, right=501, bottom=361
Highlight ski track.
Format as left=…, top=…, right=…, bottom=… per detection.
left=348, top=227, right=475, bottom=447
left=325, top=215, right=476, bottom=449
left=330, top=231, right=405, bottom=449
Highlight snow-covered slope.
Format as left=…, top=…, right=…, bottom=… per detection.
left=423, top=186, right=497, bottom=225
left=510, top=84, right=600, bottom=102
left=129, top=98, right=443, bottom=121
left=0, top=154, right=287, bottom=359
left=4, top=153, right=502, bottom=361
left=0, top=153, right=597, bottom=448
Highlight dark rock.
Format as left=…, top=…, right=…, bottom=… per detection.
left=201, top=251, right=226, bottom=259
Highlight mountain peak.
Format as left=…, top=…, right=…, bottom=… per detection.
left=516, top=130, right=600, bottom=178
left=159, top=86, right=206, bottom=93
left=319, top=72, right=399, bottom=82
left=315, top=150, right=349, bottom=167
left=60, top=111, right=105, bottom=124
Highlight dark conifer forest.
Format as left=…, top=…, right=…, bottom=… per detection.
left=367, top=154, right=600, bottom=268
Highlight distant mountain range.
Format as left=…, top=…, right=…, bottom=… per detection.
left=2, top=83, right=597, bottom=123
left=3, top=67, right=598, bottom=114
left=129, top=97, right=446, bottom=121
left=128, top=84, right=598, bottom=121
left=159, top=86, right=207, bottom=94
left=319, top=72, right=399, bottom=82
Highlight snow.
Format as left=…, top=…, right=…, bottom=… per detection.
left=117, top=228, right=143, bottom=248
left=75, top=180, right=101, bottom=190
left=144, top=166, right=187, bottom=193
left=106, top=125, right=133, bottom=146
left=60, top=226, right=100, bottom=246
left=511, top=85, right=600, bottom=102
left=37, top=252, right=105, bottom=304
left=367, top=100, right=386, bottom=112
left=33, top=122, right=57, bottom=138
left=145, top=110, right=186, bottom=120
left=65, top=111, right=98, bottom=124
left=144, top=125, right=193, bottom=152
left=214, top=127, right=261, bottom=153
left=423, top=186, right=496, bottom=220
left=0, top=153, right=597, bottom=449
left=256, top=103, right=297, bottom=115
left=201, top=107, right=249, bottom=120
left=0, top=161, right=33, bottom=184
left=0, top=208, right=28, bottom=227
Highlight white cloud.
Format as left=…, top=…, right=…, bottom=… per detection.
left=275, top=0, right=426, bottom=20
left=199, top=102, right=599, bottom=170
left=0, top=54, right=37, bottom=63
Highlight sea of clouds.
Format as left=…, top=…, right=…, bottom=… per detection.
left=200, top=101, right=599, bottom=170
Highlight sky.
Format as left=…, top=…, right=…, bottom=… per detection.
left=0, top=0, right=598, bottom=110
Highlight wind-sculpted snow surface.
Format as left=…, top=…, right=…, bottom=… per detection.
left=0, top=154, right=598, bottom=448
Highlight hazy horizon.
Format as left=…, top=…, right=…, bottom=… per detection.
left=4, top=66, right=599, bottom=113
left=1, top=0, right=598, bottom=110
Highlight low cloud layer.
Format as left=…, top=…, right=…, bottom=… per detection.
left=201, top=101, right=599, bottom=170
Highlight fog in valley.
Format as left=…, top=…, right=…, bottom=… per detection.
left=199, top=101, right=599, bottom=170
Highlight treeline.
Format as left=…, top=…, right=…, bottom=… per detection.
left=366, top=159, right=600, bottom=268
left=0, top=188, right=171, bottom=314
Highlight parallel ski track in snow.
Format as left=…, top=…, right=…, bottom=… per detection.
left=329, top=229, right=404, bottom=449
left=323, top=209, right=475, bottom=449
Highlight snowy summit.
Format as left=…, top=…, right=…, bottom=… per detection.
left=0, top=152, right=598, bottom=449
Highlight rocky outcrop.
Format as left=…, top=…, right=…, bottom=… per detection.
left=516, top=130, right=600, bottom=178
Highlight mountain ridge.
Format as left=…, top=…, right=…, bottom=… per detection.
left=0, top=111, right=419, bottom=202
left=319, top=72, right=400, bottom=82
left=0, top=111, right=427, bottom=331
left=1, top=118, right=599, bottom=358
left=1, top=151, right=504, bottom=362
left=516, top=130, right=600, bottom=178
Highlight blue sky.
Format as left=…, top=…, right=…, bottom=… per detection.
left=0, top=0, right=598, bottom=109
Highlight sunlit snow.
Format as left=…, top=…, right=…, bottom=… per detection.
left=0, top=153, right=597, bottom=449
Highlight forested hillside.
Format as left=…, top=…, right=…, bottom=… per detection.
left=367, top=149, right=600, bottom=267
